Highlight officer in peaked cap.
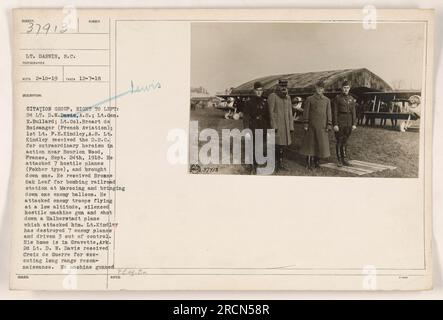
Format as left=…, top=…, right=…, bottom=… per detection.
left=332, top=80, right=357, bottom=167
left=278, top=79, right=289, bottom=87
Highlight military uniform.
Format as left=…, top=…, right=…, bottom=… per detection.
left=332, top=92, right=357, bottom=165
left=243, top=95, right=270, bottom=131
left=268, top=92, right=294, bottom=146
left=299, top=93, right=332, bottom=158
left=243, top=95, right=270, bottom=172
left=267, top=80, right=294, bottom=171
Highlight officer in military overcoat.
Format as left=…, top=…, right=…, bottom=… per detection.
left=267, top=79, right=294, bottom=171
left=299, top=80, right=332, bottom=169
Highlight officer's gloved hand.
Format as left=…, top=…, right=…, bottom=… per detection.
left=352, top=125, right=357, bottom=131
left=333, top=125, right=339, bottom=132
left=303, top=125, right=308, bottom=131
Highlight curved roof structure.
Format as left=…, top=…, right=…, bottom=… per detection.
left=231, top=68, right=392, bottom=95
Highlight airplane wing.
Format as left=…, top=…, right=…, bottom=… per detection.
left=217, top=90, right=421, bottom=103
left=360, top=90, right=421, bottom=100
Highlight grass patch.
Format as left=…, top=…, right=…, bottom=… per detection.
left=190, top=108, right=419, bottom=177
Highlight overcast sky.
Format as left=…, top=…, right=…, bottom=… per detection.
left=191, top=22, right=425, bottom=94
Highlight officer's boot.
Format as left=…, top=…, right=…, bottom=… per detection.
left=341, top=145, right=351, bottom=166
left=274, top=147, right=280, bottom=173
left=313, top=156, right=320, bottom=168
left=251, top=157, right=257, bottom=174
left=278, top=147, right=288, bottom=171
left=336, top=144, right=343, bottom=167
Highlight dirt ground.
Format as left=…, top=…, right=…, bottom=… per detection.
left=189, top=108, right=420, bottom=178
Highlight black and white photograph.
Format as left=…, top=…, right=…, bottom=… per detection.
left=190, top=22, right=425, bottom=177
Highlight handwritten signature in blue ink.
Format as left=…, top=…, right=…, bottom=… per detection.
left=61, top=80, right=161, bottom=118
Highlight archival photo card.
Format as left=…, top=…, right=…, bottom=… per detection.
left=10, top=8, right=433, bottom=291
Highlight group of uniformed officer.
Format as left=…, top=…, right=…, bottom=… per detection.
left=243, top=79, right=357, bottom=173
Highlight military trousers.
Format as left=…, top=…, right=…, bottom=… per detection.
left=335, top=126, right=352, bottom=146
left=250, top=128, right=268, bottom=167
